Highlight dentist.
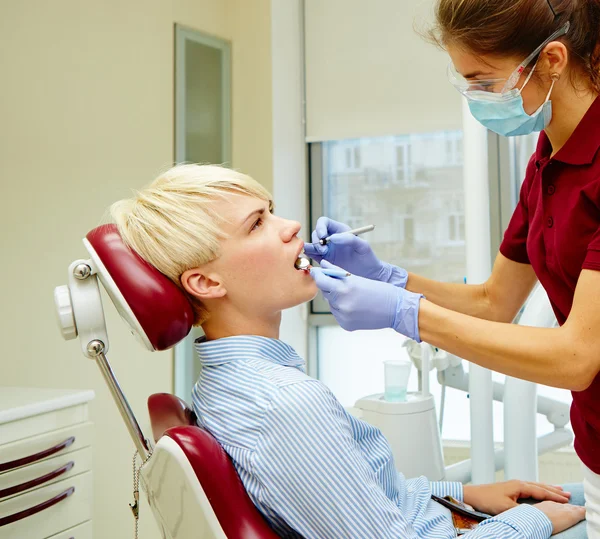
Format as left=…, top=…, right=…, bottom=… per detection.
left=306, top=0, right=600, bottom=536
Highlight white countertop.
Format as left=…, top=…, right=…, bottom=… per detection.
left=0, top=387, right=95, bottom=424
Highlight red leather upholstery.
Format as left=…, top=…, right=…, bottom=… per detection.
left=148, top=394, right=280, bottom=539
left=147, top=393, right=197, bottom=442
left=86, top=225, right=194, bottom=350
left=88, top=224, right=280, bottom=538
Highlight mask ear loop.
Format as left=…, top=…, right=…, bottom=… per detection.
left=531, top=72, right=560, bottom=116
left=544, top=72, right=560, bottom=101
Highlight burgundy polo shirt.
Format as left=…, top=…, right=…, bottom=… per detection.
left=500, top=96, right=600, bottom=474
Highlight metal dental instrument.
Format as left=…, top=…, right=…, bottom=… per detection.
left=295, top=254, right=311, bottom=271
left=294, top=253, right=350, bottom=278
left=318, top=224, right=375, bottom=246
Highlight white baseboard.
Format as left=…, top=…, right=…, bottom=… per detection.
left=443, top=442, right=584, bottom=485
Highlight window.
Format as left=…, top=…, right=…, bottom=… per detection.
left=344, top=143, right=362, bottom=170
left=395, top=144, right=408, bottom=184
left=310, top=130, right=572, bottom=442
left=445, top=198, right=465, bottom=245
left=311, top=130, right=470, bottom=439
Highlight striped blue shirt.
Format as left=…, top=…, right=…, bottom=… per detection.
left=192, top=335, right=553, bottom=539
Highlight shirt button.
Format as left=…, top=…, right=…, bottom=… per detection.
left=547, top=216, right=554, bottom=228
left=547, top=185, right=555, bottom=195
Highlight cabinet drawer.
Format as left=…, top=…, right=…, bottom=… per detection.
left=0, top=406, right=89, bottom=446
left=47, top=520, right=92, bottom=539
left=0, top=447, right=91, bottom=501
left=0, top=472, right=92, bottom=539
left=0, top=422, right=93, bottom=473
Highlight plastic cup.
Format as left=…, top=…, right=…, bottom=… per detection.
left=383, top=359, right=411, bottom=402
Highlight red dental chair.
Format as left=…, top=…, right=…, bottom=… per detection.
left=54, top=224, right=280, bottom=539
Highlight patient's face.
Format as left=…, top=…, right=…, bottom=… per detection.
left=208, top=194, right=318, bottom=316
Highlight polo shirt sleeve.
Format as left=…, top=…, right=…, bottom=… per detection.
left=583, top=223, right=600, bottom=271
left=499, top=157, right=536, bottom=265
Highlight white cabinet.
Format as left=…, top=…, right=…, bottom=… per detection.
left=0, top=388, right=94, bottom=538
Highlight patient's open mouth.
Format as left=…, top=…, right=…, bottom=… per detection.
left=294, top=251, right=311, bottom=271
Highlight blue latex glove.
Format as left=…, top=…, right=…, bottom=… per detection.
left=310, top=260, right=424, bottom=341
left=303, top=217, right=408, bottom=287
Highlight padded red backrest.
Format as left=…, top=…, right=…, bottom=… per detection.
left=86, top=224, right=194, bottom=351
left=148, top=393, right=197, bottom=441
left=148, top=394, right=280, bottom=539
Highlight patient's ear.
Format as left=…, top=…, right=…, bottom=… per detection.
left=180, top=268, right=226, bottom=300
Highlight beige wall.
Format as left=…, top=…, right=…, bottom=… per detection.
left=0, top=1, right=271, bottom=537
left=229, top=0, right=273, bottom=191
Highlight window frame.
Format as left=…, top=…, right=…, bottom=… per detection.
left=173, top=25, right=232, bottom=402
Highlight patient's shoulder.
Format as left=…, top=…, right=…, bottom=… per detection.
left=247, top=358, right=313, bottom=389
left=268, top=377, right=344, bottom=422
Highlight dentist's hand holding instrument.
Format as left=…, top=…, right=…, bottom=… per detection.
left=310, top=260, right=424, bottom=338
left=304, top=217, right=423, bottom=338
left=303, top=217, right=408, bottom=287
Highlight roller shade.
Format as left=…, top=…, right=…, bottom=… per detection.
left=304, top=0, right=463, bottom=141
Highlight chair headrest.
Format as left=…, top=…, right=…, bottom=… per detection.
left=85, top=224, right=194, bottom=351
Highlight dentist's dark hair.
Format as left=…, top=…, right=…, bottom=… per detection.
left=428, top=0, right=600, bottom=92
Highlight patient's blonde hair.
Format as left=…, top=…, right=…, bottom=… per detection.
left=110, top=164, right=272, bottom=325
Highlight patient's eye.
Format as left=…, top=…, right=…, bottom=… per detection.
left=251, top=217, right=264, bottom=232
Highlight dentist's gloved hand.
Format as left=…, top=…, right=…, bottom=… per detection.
left=304, top=217, right=408, bottom=287
left=310, top=260, right=424, bottom=341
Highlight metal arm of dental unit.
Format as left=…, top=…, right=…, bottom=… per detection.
left=55, top=254, right=155, bottom=461
left=439, top=361, right=572, bottom=484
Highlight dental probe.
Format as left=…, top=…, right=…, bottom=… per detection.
left=318, top=224, right=375, bottom=246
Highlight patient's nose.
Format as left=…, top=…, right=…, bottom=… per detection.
left=280, top=219, right=301, bottom=242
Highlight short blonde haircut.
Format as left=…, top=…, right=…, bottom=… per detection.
left=110, top=164, right=273, bottom=325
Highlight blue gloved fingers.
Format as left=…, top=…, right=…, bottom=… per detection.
left=312, top=264, right=423, bottom=339
left=314, top=216, right=351, bottom=241
left=319, top=259, right=338, bottom=270
left=309, top=266, right=339, bottom=295
left=311, top=228, right=320, bottom=245
left=303, top=242, right=323, bottom=259
left=326, top=232, right=372, bottom=255
left=310, top=229, right=329, bottom=253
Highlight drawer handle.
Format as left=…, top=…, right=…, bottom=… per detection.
left=0, top=486, right=75, bottom=527
left=0, top=436, right=75, bottom=472
left=0, top=461, right=74, bottom=499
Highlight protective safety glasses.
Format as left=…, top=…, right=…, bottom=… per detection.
left=448, top=21, right=570, bottom=99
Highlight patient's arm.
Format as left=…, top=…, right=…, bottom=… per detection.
left=253, top=380, right=553, bottom=539
left=254, top=381, right=423, bottom=538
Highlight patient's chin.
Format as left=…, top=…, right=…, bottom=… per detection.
left=283, top=282, right=318, bottom=309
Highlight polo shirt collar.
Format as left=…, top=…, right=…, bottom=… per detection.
left=194, top=334, right=305, bottom=369
left=537, top=95, right=600, bottom=165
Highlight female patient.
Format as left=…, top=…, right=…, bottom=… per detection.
left=111, top=164, right=584, bottom=539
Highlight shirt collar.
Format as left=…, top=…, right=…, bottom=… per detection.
left=537, top=95, right=600, bottom=166
left=194, top=335, right=306, bottom=370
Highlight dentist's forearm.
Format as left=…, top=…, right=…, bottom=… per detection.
left=405, top=273, right=497, bottom=320
left=418, top=299, right=590, bottom=391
